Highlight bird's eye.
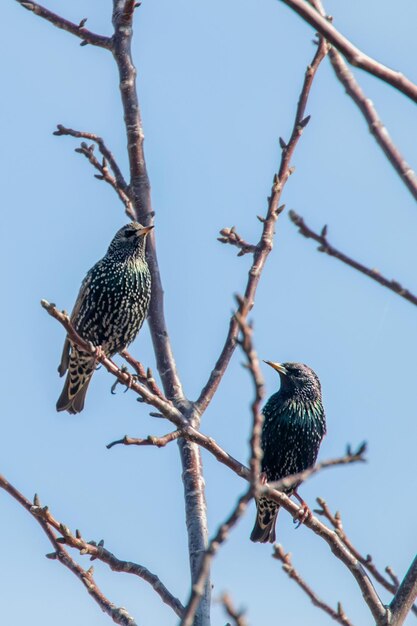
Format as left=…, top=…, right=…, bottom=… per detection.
left=124, top=228, right=136, bottom=238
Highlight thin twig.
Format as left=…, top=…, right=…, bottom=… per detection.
left=218, top=227, right=257, bottom=256
left=180, top=489, right=253, bottom=626
left=219, top=593, right=248, bottom=626
left=289, top=211, right=417, bottom=307
left=273, top=545, right=352, bottom=625
left=277, top=0, right=417, bottom=104
left=53, top=125, right=134, bottom=218
left=16, top=1, right=112, bottom=49
left=196, top=36, right=329, bottom=415
left=0, top=474, right=137, bottom=626
left=308, top=0, right=417, bottom=202
left=234, top=308, right=265, bottom=484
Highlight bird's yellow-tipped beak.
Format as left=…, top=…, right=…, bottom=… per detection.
left=139, top=225, right=154, bottom=236
left=263, top=360, right=287, bottom=375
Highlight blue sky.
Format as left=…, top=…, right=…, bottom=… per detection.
left=2, top=1, right=417, bottom=624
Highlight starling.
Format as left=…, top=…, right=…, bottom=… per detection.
left=56, top=222, right=153, bottom=414
left=250, top=361, right=326, bottom=543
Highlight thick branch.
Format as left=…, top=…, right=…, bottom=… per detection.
left=0, top=474, right=137, bottom=626
left=180, top=489, right=253, bottom=626
left=196, top=37, right=329, bottom=414
left=390, top=556, right=417, bottom=626
left=16, top=1, right=112, bottom=49
left=289, top=211, right=417, bottom=307
left=278, top=0, right=417, bottom=104
left=273, top=545, right=352, bottom=625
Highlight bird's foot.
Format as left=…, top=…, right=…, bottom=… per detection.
left=292, top=491, right=312, bottom=529
left=110, top=365, right=138, bottom=395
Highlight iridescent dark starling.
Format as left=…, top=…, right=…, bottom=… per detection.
left=56, top=222, right=153, bottom=414
left=250, top=361, right=326, bottom=543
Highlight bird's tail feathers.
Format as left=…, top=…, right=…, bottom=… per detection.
left=56, top=349, right=95, bottom=414
left=250, top=498, right=279, bottom=543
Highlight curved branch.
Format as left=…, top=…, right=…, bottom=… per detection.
left=278, top=0, right=417, bottom=104
left=289, top=211, right=417, bottom=307
left=16, top=1, right=112, bottom=49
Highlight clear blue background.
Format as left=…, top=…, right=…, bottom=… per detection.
left=2, top=1, right=417, bottom=624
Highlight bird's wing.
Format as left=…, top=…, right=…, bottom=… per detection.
left=57, top=270, right=94, bottom=377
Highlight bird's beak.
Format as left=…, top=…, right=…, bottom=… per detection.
left=263, top=361, right=287, bottom=376
left=138, top=225, right=154, bottom=236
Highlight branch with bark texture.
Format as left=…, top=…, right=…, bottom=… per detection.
left=0, top=474, right=138, bottom=626
left=273, top=545, right=352, bottom=625
left=315, top=498, right=417, bottom=618
left=289, top=211, right=417, bottom=307
left=277, top=0, right=417, bottom=104
left=307, top=0, right=417, bottom=203
left=196, top=35, right=329, bottom=415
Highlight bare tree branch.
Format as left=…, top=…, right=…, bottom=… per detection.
left=273, top=545, right=352, bottom=625
left=289, top=211, right=417, bottom=307
left=277, top=0, right=417, bottom=104
left=219, top=593, right=248, bottom=626
left=16, top=1, right=112, bottom=49
left=315, top=499, right=417, bottom=618
left=180, top=489, right=253, bottom=626
left=0, top=474, right=137, bottom=626
left=234, top=309, right=265, bottom=484
left=196, top=36, right=329, bottom=415
left=390, top=557, right=417, bottom=626
left=53, top=125, right=134, bottom=218
left=308, top=0, right=417, bottom=202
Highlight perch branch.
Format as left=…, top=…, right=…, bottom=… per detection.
left=289, top=211, right=417, bottom=307
left=278, top=0, right=417, bottom=104
left=196, top=36, right=329, bottom=414
left=389, top=556, right=417, bottom=626
left=16, top=1, right=112, bottom=49
left=273, top=545, right=352, bottom=625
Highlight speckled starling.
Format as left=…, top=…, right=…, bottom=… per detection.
left=250, top=361, right=326, bottom=543
left=56, top=222, right=153, bottom=414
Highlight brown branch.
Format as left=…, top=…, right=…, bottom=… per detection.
left=0, top=474, right=138, bottom=626
left=273, top=545, right=352, bottom=625
left=107, top=431, right=182, bottom=449
left=180, top=489, right=253, bottom=626
left=234, top=309, right=265, bottom=483
left=218, top=227, right=257, bottom=256
left=315, top=499, right=417, bottom=618
left=196, top=36, right=329, bottom=414
left=31, top=504, right=185, bottom=618
left=289, top=211, right=417, bottom=307
left=390, top=556, right=417, bottom=626
left=309, top=0, right=417, bottom=202
left=219, top=593, right=248, bottom=626
left=53, top=125, right=134, bottom=219
left=278, top=0, right=417, bottom=104
left=16, top=1, right=112, bottom=49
